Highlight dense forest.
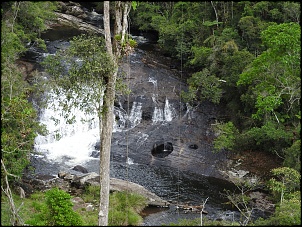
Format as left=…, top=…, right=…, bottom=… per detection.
left=1, top=1, right=300, bottom=226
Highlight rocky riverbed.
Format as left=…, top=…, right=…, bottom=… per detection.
left=19, top=2, right=282, bottom=224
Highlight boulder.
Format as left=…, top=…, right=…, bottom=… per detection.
left=69, top=172, right=169, bottom=207
left=110, top=178, right=169, bottom=207
left=72, top=165, right=88, bottom=173
left=52, top=12, right=104, bottom=35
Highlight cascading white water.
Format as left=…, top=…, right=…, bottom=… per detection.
left=128, top=101, right=143, bottom=128
left=33, top=38, right=178, bottom=174
left=164, top=98, right=176, bottom=122
left=152, top=106, right=164, bottom=124
left=149, top=77, right=176, bottom=124
left=34, top=90, right=99, bottom=165
left=113, top=101, right=142, bottom=131
left=34, top=90, right=176, bottom=167
left=29, top=18, right=244, bottom=223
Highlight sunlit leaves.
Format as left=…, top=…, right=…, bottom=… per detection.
left=237, top=22, right=301, bottom=122
left=261, top=22, right=300, bottom=54
left=268, top=167, right=301, bottom=203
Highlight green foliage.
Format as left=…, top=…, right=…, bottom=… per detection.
left=2, top=187, right=147, bottom=226
left=261, top=22, right=300, bottom=54
left=82, top=185, right=148, bottom=226
left=25, top=192, right=48, bottom=226
left=212, top=121, right=239, bottom=152
left=42, top=34, right=115, bottom=123
left=1, top=191, right=27, bottom=226
left=220, top=49, right=254, bottom=119
left=1, top=1, right=57, bottom=62
left=283, top=139, right=301, bottom=172
left=1, top=94, right=45, bottom=180
left=235, top=22, right=300, bottom=157
left=138, top=2, right=213, bottom=60
left=13, top=2, right=57, bottom=42
left=237, top=12, right=276, bottom=53
left=1, top=1, right=56, bottom=185
left=44, top=188, right=83, bottom=226
left=237, top=22, right=300, bottom=123
left=25, top=188, right=83, bottom=226
left=163, top=217, right=201, bottom=226
left=267, top=167, right=300, bottom=204
left=130, top=2, right=161, bottom=31
left=189, top=46, right=212, bottom=68
left=115, top=34, right=138, bottom=56
left=109, top=191, right=147, bottom=226
left=131, top=1, right=138, bottom=11
left=1, top=25, right=26, bottom=63
left=181, top=68, right=222, bottom=104
left=254, top=193, right=301, bottom=226
left=240, top=120, right=292, bottom=153
left=82, top=185, right=100, bottom=203
left=282, top=2, right=300, bottom=23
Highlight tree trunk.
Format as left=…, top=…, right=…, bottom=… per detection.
left=98, top=70, right=117, bottom=226
left=98, top=2, right=114, bottom=226
left=98, top=1, right=130, bottom=226
left=104, top=1, right=113, bottom=58
left=121, top=2, right=130, bottom=44
left=211, top=1, right=219, bottom=28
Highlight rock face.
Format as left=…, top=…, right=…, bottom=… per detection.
left=42, top=2, right=104, bottom=41
left=53, top=12, right=104, bottom=35
left=58, top=1, right=87, bottom=19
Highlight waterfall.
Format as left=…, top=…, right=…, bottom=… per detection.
left=34, top=90, right=99, bottom=165
left=149, top=77, right=176, bottom=124
left=34, top=87, right=146, bottom=166
left=113, top=101, right=142, bottom=131
left=152, top=99, right=176, bottom=123
left=129, top=102, right=142, bottom=128
left=164, top=98, right=176, bottom=122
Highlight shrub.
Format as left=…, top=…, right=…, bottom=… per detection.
left=44, top=187, right=83, bottom=226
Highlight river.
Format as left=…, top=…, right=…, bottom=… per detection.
left=26, top=8, right=244, bottom=225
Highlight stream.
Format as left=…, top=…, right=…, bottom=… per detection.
left=25, top=8, right=244, bottom=225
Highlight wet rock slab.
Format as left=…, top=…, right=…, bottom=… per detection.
left=59, top=171, right=170, bottom=207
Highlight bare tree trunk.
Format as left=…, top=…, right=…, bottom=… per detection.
left=211, top=1, right=219, bottom=28
left=121, top=2, right=130, bottom=44
left=114, top=2, right=122, bottom=35
left=98, top=1, right=130, bottom=226
left=98, top=70, right=117, bottom=226
left=104, top=1, right=113, bottom=57
left=98, top=2, right=113, bottom=226
left=200, top=197, right=208, bottom=226
left=1, top=159, right=24, bottom=226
